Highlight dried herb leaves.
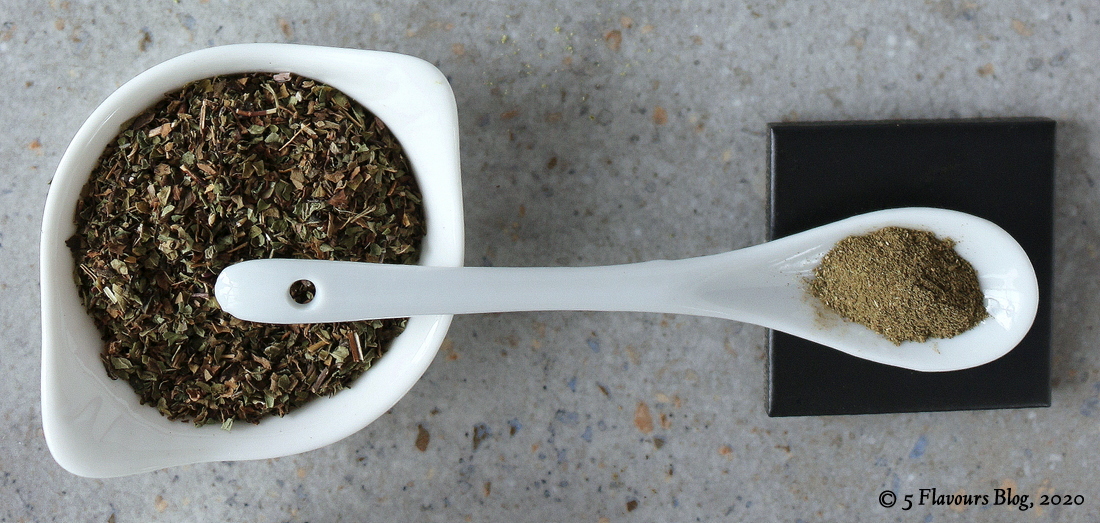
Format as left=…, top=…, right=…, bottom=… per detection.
left=809, top=227, right=988, bottom=345
left=68, top=73, right=426, bottom=426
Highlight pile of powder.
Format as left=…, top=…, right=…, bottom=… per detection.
left=808, top=226, right=988, bottom=345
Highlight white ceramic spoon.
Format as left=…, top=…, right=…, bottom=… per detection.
left=216, top=207, right=1038, bottom=372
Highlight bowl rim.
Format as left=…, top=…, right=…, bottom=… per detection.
left=40, top=43, right=463, bottom=478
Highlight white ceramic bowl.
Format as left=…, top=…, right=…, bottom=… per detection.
left=40, top=44, right=463, bottom=478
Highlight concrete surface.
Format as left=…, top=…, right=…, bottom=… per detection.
left=2, top=0, right=1099, bottom=521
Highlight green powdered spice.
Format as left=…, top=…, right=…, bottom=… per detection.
left=808, top=226, right=988, bottom=345
left=68, top=72, right=426, bottom=426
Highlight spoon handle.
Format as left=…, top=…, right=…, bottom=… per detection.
left=216, top=258, right=721, bottom=324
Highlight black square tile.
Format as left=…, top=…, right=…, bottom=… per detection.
left=766, top=118, right=1055, bottom=416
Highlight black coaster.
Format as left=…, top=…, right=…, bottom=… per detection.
left=766, top=118, right=1055, bottom=416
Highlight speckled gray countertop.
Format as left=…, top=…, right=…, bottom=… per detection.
left=3, top=1, right=1100, bottom=521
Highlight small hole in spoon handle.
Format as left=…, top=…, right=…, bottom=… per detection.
left=289, top=279, right=316, bottom=304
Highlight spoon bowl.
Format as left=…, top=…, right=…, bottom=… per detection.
left=40, top=44, right=463, bottom=478
left=217, top=207, right=1038, bottom=373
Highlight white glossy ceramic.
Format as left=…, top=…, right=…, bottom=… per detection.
left=40, top=44, right=463, bottom=478
left=217, top=208, right=1039, bottom=374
